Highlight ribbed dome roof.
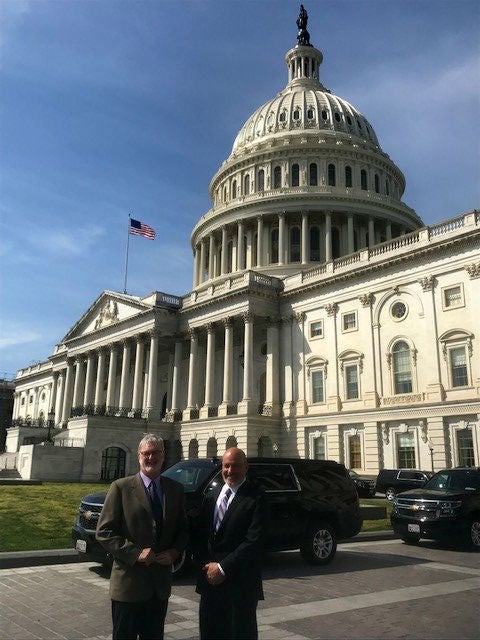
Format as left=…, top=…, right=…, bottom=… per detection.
left=231, top=84, right=380, bottom=154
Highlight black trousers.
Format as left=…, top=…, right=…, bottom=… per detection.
left=199, top=589, right=258, bottom=640
left=112, top=596, right=168, bottom=640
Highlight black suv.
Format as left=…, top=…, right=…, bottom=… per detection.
left=375, top=468, right=433, bottom=501
left=72, top=457, right=362, bottom=572
left=390, top=467, right=480, bottom=548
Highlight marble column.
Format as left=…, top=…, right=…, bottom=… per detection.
left=83, top=352, right=96, bottom=409
left=301, top=211, right=309, bottom=264
left=281, top=316, right=294, bottom=416
left=221, top=226, right=228, bottom=275
left=368, top=217, right=375, bottom=248
left=55, top=373, right=64, bottom=424
left=184, top=329, right=199, bottom=419
left=201, top=323, right=216, bottom=417
left=238, top=312, right=255, bottom=413
left=237, top=220, right=245, bottom=270
left=72, top=356, right=85, bottom=411
left=265, top=318, right=280, bottom=415
left=347, top=213, right=354, bottom=254
left=278, top=213, right=285, bottom=265
left=386, top=222, right=392, bottom=241
left=119, top=339, right=132, bottom=411
left=256, top=216, right=264, bottom=266
left=94, top=348, right=107, bottom=409
left=146, top=330, right=159, bottom=418
left=106, top=344, right=119, bottom=412
left=199, top=240, right=206, bottom=284
left=49, top=372, right=59, bottom=418
left=132, top=337, right=145, bottom=413
left=325, top=212, right=332, bottom=261
left=208, top=234, right=215, bottom=280
left=193, top=245, right=200, bottom=288
left=170, top=338, right=183, bottom=415
left=61, top=358, right=75, bottom=424
left=219, top=318, right=234, bottom=416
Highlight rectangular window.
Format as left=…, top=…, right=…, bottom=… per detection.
left=450, top=347, right=468, bottom=387
left=396, top=432, right=416, bottom=468
left=457, top=429, right=475, bottom=467
left=311, top=370, right=324, bottom=403
left=342, top=311, right=357, bottom=332
left=345, top=365, right=359, bottom=399
left=313, top=436, right=325, bottom=460
left=349, top=434, right=362, bottom=468
left=443, top=285, right=464, bottom=309
left=310, top=320, right=323, bottom=338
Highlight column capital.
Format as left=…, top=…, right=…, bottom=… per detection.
left=66, top=356, right=75, bottom=367
left=121, top=338, right=132, bottom=348
left=205, top=322, right=215, bottom=334
left=242, top=311, right=254, bottom=324
left=465, top=262, right=480, bottom=279
left=188, top=327, right=198, bottom=340
left=325, top=302, right=338, bottom=316
left=294, top=311, right=306, bottom=323
left=95, top=346, right=107, bottom=356
left=222, top=316, right=234, bottom=328
left=358, top=293, right=374, bottom=307
left=418, top=276, right=436, bottom=291
left=135, top=333, right=147, bottom=345
left=148, top=328, right=161, bottom=340
left=107, top=342, right=119, bottom=353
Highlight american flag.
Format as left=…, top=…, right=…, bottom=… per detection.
left=129, top=218, right=156, bottom=239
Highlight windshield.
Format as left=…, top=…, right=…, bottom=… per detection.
left=162, top=460, right=217, bottom=492
left=424, top=469, right=480, bottom=492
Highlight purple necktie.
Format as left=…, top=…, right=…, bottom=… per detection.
left=215, top=488, right=232, bottom=531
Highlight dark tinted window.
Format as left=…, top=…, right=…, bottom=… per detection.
left=163, top=460, right=217, bottom=492
left=248, top=463, right=299, bottom=491
left=425, top=470, right=480, bottom=491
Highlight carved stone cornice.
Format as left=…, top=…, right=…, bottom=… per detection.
left=465, top=262, right=480, bottom=279
left=418, top=275, right=436, bottom=291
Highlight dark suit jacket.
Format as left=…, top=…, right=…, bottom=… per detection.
left=194, top=479, right=266, bottom=601
left=96, top=473, right=187, bottom=602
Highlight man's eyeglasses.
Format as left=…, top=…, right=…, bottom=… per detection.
left=138, top=450, right=163, bottom=458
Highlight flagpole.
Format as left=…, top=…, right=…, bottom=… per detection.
left=123, top=215, right=131, bottom=294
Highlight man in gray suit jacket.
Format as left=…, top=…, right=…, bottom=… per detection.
left=96, top=434, right=187, bottom=640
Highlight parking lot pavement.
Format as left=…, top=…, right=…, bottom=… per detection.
left=1, top=539, right=479, bottom=640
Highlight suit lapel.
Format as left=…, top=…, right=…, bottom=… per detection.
left=132, top=473, right=152, bottom=517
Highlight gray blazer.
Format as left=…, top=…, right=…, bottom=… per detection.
left=96, top=473, right=188, bottom=602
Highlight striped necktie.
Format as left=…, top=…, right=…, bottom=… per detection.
left=215, top=488, right=232, bottom=532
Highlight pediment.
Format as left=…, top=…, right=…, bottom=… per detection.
left=61, top=291, right=152, bottom=342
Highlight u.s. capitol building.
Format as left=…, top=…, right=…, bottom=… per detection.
left=6, top=9, right=479, bottom=481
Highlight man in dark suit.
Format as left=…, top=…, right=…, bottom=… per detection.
left=96, top=433, right=187, bottom=640
left=194, top=447, right=266, bottom=640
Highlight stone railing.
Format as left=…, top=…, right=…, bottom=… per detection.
left=184, top=270, right=283, bottom=308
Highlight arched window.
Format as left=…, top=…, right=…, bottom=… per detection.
left=291, top=163, right=300, bottom=187
left=223, top=186, right=227, bottom=202
left=226, top=435, right=238, bottom=449
left=188, top=439, right=199, bottom=459
left=293, top=108, right=300, bottom=121
left=232, top=179, right=237, bottom=199
left=309, top=226, right=320, bottom=261
left=345, top=165, right=352, bottom=188
left=290, top=226, right=301, bottom=262
left=273, top=165, right=281, bottom=188
left=374, top=174, right=380, bottom=193
left=244, top=174, right=250, bottom=195
left=271, top=228, right=279, bottom=263
left=328, top=164, right=336, bottom=186
left=307, top=107, right=314, bottom=120
left=392, top=341, right=413, bottom=394
left=258, top=436, right=273, bottom=456
left=101, top=447, right=126, bottom=481
left=361, top=169, right=368, bottom=190
left=257, top=169, right=265, bottom=192
left=279, top=110, right=286, bottom=123
left=309, top=163, right=318, bottom=186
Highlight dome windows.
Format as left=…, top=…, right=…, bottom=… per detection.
left=386, top=179, right=390, bottom=196
left=290, top=226, right=301, bottom=262
left=345, top=165, right=353, bottom=188
left=328, top=163, right=336, bottom=187
left=307, top=107, right=315, bottom=120
left=279, top=110, right=287, bottom=123
left=361, top=169, right=368, bottom=191
left=374, top=174, right=380, bottom=193
left=334, top=112, right=341, bottom=122
left=346, top=115, right=352, bottom=126
left=293, top=108, right=301, bottom=121
left=309, top=163, right=318, bottom=186
left=232, top=179, right=237, bottom=199
left=273, top=166, right=282, bottom=189
left=291, top=163, right=300, bottom=187
left=257, top=169, right=265, bottom=192
left=321, top=109, right=328, bottom=120
left=244, top=174, right=250, bottom=195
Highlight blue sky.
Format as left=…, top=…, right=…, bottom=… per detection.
left=0, top=0, right=479, bottom=378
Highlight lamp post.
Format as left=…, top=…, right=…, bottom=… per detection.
left=428, top=439, right=434, bottom=473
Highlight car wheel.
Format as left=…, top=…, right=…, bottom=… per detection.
left=467, top=517, right=480, bottom=549
left=300, top=522, right=337, bottom=565
left=401, top=535, right=420, bottom=545
left=171, top=549, right=190, bottom=577
left=385, top=487, right=396, bottom=501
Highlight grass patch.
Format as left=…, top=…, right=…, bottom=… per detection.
left=0, top=485, right=392, bottom=553
left=360, top=498, right=392, bottom=532
left=0, top=483, right=109, bottom=552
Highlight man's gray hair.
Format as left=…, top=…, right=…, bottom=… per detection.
left=138, top=433, right=165, bottom=453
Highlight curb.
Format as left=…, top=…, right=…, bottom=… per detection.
left=0, top=531, right=397, bottom=570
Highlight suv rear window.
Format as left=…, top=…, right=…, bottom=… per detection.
left=248, top=463, right=299, bottom=491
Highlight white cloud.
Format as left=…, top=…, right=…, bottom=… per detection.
left=36, top=224, right=106, bottom=257
left=0, top=328, right=41, bottom=350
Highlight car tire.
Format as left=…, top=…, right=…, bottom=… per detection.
left=401, top=535, right=420, bottom=545
left=300, top=522, right=337, bottom=565
left=385, top=487, right=396, bottom=501
left=172, top=549, right=190, bottom=577
left=467, top=517, right=480, bottom=549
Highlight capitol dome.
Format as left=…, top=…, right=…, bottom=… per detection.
left=191, top=9, right=423, bottom=288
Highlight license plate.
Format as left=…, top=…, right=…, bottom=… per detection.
left=76, top=539, right=87, bottom=553
left=408, top=523, right=420, bottom=533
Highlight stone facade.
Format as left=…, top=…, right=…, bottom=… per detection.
left=5, top=16, right=480, bottom=481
